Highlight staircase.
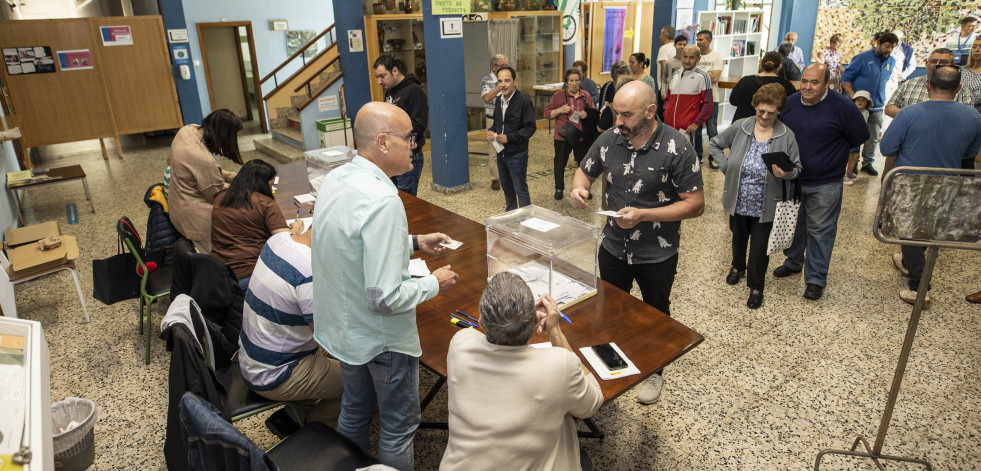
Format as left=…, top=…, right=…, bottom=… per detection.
left=255, top=25, right=346, bottom=163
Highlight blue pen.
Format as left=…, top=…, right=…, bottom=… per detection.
left=540, top=294, right=572, bottom=324
left=455, top=310, right=480, bottom=325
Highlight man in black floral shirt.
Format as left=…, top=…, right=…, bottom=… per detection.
left=570, top=81, right=704, bottom=404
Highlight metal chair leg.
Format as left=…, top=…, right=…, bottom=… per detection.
left=145, top=298, right=153, bottom=365
left=67, top=268, right=90, bottom=323
left=138, top=297, right=145, bottom=335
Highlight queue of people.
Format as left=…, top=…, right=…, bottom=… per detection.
left=158, top=28, right=981, bottom=469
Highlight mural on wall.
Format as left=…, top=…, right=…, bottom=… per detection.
left=814, top=1, right=981, bottom=64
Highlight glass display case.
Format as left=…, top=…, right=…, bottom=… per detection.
left=485, top=205, right=600, bottom=309
left=364, top=14, right=427, bottom=102
left=514, top=13, right=562, bottom=96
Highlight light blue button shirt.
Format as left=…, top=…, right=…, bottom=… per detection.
left=312, top=155, right=439, bottom=365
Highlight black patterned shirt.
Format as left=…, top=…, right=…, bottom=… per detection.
left=580, top=122, right=703, bottom=264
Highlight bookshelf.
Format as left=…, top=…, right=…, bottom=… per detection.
left=697, top=9, right=765, bottom=124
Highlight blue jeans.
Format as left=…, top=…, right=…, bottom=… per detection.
left=337, top=352, right=420, bottom=471
left=694, top=102, right=719, bottom=159
left=781, top=180, right=843, bottom=287
left=237, top=276, right=250, bottom=293
left=497, top=150, right=530, bottom=211
left=391, top=153, right=424, bottom=196
left=861, top=110, right=883, bottom=167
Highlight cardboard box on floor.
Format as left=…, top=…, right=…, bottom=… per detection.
left=3, top=222, right=79, bottom=280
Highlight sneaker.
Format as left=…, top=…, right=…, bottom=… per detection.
left=491, top=179, right=500, bottom=191
left=636, top=374, right=664, bottom=404
left=861, top=164, right=879, bottom=176
left=900, top=289, right=930, bottom=306
left=844, top=173, right=857, bottom=185
left=773, top=265, right=801, bottom=278
left=891, top=253, right=909, bottom=276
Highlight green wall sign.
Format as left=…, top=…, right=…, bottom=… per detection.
left=432, top=0, right=471, bottom=15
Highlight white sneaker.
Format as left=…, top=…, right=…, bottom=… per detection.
left=900, top=289, right=930, bottom=306
left=636, top=375, right=664, bottom=404
left=892, top=253, right=909, bottom=276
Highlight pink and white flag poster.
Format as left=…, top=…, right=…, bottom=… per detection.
left=100, top=26, right=133, bottom=46
left=57, top=49, right=93, bottom=70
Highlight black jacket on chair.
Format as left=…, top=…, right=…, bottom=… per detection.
left=144, top=183, right=181, bottom=267
left=170, top=239, right=242, bottom=367
left=163, top=323, right=227, bottom=471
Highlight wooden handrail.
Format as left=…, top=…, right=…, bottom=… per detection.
left=261, top=42, right=336, bottom=102
left=297, top=71, right=344, bottom=112
left=259, top=24, right=335, bottom=86
left=293, top=56, right=340, bottom=93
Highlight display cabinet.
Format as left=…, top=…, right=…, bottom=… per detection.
left=363, top=14, right=427, bottom=102
left=697, top=9, right=765, bottom=124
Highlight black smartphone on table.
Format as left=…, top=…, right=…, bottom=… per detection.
left=591, top=343, right=627, bottom=371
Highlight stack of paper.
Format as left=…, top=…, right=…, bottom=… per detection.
left=507, top=260, right=593, bottom=306
left=6, top=170, right=31, bottom=185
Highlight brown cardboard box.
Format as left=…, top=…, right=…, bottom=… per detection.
left=4, top=221, right=60, bottom=248
left=6, top=235, right=78, bottom=280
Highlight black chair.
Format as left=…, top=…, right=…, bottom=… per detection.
left=117, top=216, right=172, bottom=365
left=180, top=391, right=380, bottom=471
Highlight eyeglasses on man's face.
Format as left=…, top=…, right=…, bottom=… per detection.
left=381, top=132, right=416, bottom=147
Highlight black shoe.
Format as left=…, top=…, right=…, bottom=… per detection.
left=747, top=289, right=764, bottom=309
left=265, top=409, right=301, bottom=439
left=554, top=189, right=563, bottom=200
left=708, top=158, right=720, bottom=170
left=803, top=283, right=824, bottom=300
left=773, top=265, right=801, bottom=278
left=725, top=268, right=744, bottom=285
left=860, top=164, right=879, bottom=176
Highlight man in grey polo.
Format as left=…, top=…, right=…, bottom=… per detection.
left=569, top=81, right=704, bottom=405
left=481, top=54, right=508, bottom=191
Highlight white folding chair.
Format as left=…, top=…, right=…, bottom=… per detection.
left=0, top=251, right=89, bottom=322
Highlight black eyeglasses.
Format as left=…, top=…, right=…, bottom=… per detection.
left=381, top=132, right=416, bottom=147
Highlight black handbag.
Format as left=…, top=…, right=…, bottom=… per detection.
left=92, top=251, right=140, bottom=305
left=558, top=121, right=581, bottom=142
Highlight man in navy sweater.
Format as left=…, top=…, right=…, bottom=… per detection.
left=775, top=64, right=870, bottom=300
left=841, top=32, right=898, bottom=176
left=880, top=66, right=981, bottom=306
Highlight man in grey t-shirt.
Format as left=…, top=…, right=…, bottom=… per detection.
left=570, top=82, right=704, bottom=405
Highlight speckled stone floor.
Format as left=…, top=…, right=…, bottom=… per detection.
left=9, top=124, right=981, bottom=470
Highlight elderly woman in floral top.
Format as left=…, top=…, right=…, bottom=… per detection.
left=709, top=84, right=801, bottom=310
left=817, top=33, right=844, bottom=91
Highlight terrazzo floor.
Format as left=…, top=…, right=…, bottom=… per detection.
left=8, top=124, right=981, bottom=470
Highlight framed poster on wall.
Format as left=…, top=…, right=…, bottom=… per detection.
left=602, top=7, right=626, bottom=73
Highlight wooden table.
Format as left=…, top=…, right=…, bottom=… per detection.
left=273, top=161, right=704, bottom=438
left=8, top=165, right=94, bottom=222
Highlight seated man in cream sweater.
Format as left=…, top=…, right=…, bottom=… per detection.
left=439, top=272, right=603, bottom=471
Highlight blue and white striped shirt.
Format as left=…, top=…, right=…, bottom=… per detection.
left=238, top=232, right=317, bottom=390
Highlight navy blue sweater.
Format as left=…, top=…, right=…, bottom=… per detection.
left=779, top=91, right=870, bottom=186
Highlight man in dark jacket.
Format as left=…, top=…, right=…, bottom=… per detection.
left=487, top=66, right=537, bottom=211
left=373, top=55, right=428, bottom=196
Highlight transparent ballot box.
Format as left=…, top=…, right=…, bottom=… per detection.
left=304, top=145, right=356, bottom=194
left=485, top=205, right=600, bottom=309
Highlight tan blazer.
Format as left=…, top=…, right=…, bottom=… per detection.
left=167, top=125, right=234, bottom=253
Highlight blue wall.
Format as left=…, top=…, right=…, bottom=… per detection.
left=160, top=0, right=334, bottom=123
left=775, top=0, right=818, bottom=67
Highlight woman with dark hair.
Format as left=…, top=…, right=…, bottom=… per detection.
left=545, top=67, right=596, bottom=200
left=729, top=51, right=798, bottom=121
left=776, top=42, right=801, bottom=81
left=709, top=84, right=801, bottom=309
left=628, top=52, right=657, bottom=90
left=211, top=160, right=301, bottom=290
left=599, top=60, right=629, bottom=110
left=168, top=108, right=244, bottom=253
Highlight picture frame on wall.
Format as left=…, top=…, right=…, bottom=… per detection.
left=286, top=30, right=318, bottom=57
left=270, top=20, right=289, bottom=31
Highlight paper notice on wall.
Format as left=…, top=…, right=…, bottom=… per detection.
left=347, top=30, right=364, bottom=53
left=57, top=49, right=93, bottom=71
left=318, top=95, right=338, bottom=112
left=101, top=26, right=133, bottom=46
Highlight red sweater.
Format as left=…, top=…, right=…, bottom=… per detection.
left=664, top=68, right=714, bottom=131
